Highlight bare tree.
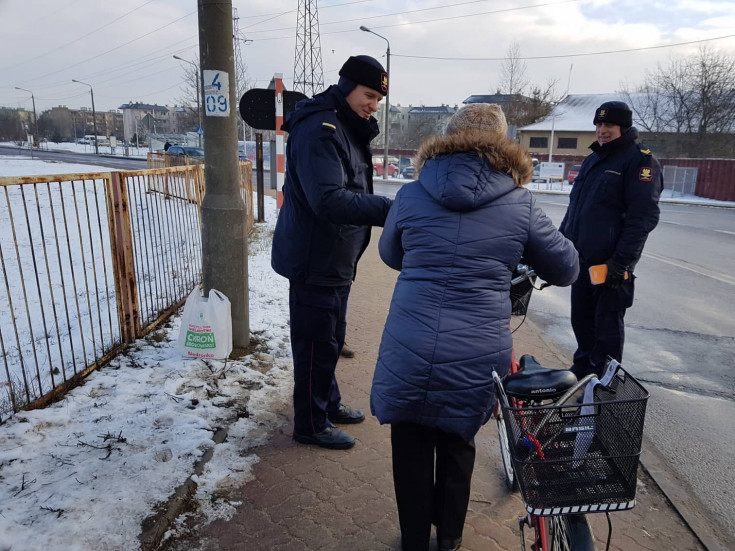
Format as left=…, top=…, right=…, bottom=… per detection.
left=175, top=58, right=201, bottom=134
left=496, top=41, right=558, bottom=127
left=498, top=41, right=529, bottom=96
left=622, top=46, right=735, bottom=156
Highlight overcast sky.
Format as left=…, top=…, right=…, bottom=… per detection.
left=1, top=0, right=734, bottom=115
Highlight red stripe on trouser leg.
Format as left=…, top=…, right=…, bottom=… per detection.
left=309, top=342, right=316, bottom=434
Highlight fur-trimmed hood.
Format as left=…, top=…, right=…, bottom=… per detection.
left=415, top=130, right=533, bottom=186
left=411, top=130, right=534, bottom=212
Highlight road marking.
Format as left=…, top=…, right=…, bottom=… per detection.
left=714, top=229, right=735, bottom=236
left=643, top=251, right=735, bottom=286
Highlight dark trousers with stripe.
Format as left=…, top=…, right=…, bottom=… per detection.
left=391, top=423, right=476, bottom=551
left=570, top=274, right=627, bottom=378
left=289, top=282, right=350, bottom=436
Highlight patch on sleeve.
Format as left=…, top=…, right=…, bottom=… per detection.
left=639, top=167, right=653, bottom=182
left=640, top=148, right=651, bottom=154
left=321, top=122, right=337, bottom=132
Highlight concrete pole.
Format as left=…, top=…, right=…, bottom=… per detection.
left=198, top=0, right=249, bottom=349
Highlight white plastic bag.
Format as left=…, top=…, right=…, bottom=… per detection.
left=177, top=287, right=232, bottom=359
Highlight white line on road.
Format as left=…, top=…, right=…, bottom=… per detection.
left=643, top=251, right=735, bottom=286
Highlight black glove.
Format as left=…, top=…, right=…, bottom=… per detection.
left=605, top=260, right=627, bottom=289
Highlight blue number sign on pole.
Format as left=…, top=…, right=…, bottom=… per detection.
left=202, top=70, right=230, bottom=117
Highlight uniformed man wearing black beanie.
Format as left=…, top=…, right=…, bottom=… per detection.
left=560, top=100, right=664, bottom=378
left=271, top=55, right=392, bottom=449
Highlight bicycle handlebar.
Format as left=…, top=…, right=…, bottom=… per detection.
left=511, top=264, right=551, bottom=290
left=511, top=264, right=536, bottom=286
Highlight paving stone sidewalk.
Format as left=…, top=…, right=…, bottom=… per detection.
left=164, top=229, right=704, bottom=551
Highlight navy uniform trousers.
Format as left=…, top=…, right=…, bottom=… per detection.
left=289, top=282, right=350, bottom=436
left=570, top=272, right=631, bottom=378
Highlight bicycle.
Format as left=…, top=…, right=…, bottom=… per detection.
left=492, top=265, right=650, bottom=551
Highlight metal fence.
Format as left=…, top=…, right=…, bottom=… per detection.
left=0, top=162, right=253, bottom=421
left=663, top=165, right=698, bottom=197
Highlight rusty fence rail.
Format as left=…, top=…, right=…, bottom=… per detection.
left=0, top=162, right=253, bottom=421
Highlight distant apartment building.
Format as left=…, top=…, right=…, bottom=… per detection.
left=118, top=102, right=177, bottom=143
left=39, top=106, right=123, bottom=142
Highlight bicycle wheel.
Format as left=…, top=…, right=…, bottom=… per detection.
left=495, top=407, right=517, bottom=491
left=543, top=514, right=596, bottom=551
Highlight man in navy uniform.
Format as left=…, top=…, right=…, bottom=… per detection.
left=271, top=55, right=392, bottom=449
left=560, top=101, right=663, bottom=378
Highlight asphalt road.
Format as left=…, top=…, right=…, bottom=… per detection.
left=530, top=195, right=735, bottom=547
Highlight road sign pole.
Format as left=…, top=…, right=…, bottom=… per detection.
left=198, top=0, right=249, bottom=349
left=274, top=74, right=285, bottom=209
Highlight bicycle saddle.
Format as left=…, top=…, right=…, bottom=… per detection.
left=503, top=355, right=578, bottom=400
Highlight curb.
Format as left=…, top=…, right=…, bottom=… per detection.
left=139, top=427, right=229, bottom=550
left=640, top=438, right=728, bottom=551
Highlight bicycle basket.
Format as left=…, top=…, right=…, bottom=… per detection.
left=499, top=367, right=649, bottom=515
left=510, top=274, right=536, bottom=316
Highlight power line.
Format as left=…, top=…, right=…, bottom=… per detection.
left=392, top=34, right=735, bottom=61
left=1, top=1, right=158, bottom=72
left=242, top=0, right=581, bottom=35
left=22, top=10, right=197, bottom=85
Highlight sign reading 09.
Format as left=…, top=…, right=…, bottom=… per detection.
left=203, top=70, right=230, bottom=117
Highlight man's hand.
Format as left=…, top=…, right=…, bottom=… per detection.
left=605, top=260, right=628, bottom=289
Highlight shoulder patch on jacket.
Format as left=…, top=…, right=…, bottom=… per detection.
left=640, top=147, right=651, bottom=155
left=321, top=122, right=337, bottom=132
left=639, top=167, right=654, bottom=182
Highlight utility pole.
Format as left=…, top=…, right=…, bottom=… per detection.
left=293, top=0, right=324, bottom=97
left=14, top=86, right=38, bottom=156
left=72, top=79, right=99, bottom=155
left=198, top=0, right=249, bottom=348
left=360, top=26, right=391, bottom=179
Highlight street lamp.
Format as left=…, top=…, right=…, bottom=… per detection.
left=14, top=86, right=38, bottom=153
left=360, top=25, right=390, bottom=180
left=72, top=79, right=99, bottom=155
left=173, top=55, right=203, bottom=147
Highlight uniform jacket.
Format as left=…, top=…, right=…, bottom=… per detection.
left=271, top=85, right=392, bottom=286
left=370, top=130, right=579, bottom=441
left=560, top=127, right=663, bottom=270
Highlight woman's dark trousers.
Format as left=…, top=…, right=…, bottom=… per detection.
left=391, top=422, right=476, bottom=551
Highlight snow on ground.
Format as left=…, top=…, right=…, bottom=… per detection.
left=0, top=157, right=291, bottom=551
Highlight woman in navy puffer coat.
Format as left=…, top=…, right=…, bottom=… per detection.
left=370, top=104, right=579, bottom=551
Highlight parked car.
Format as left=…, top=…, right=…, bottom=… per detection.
left=567, top=164, right=581, bottom=185
left=373, top=159, right=399, bottom=177
left=401, top=165, right=415, bottom=179
left=166, top=145, right=204, bottom=157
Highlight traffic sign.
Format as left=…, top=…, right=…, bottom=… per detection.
left=239, top=88, right=307, bottom=130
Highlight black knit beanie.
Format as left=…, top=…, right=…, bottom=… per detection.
left=593, top=101, right=632, bottom=128
left=337, top=55, right=388, bottom=97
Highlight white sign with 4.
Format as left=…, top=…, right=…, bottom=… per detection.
left=203, top=70, right=230, bottom=117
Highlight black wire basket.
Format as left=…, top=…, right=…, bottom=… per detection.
left=499, top=367, right=649, bottom=514
left=510, top=274, right=536, bottom=316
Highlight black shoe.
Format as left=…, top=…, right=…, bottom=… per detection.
left=327, top=404, right=365, bottom=424
left=340, top=346, right=355, bottom=358
left=438, top=537, right=462, bottom=551
left=292, top=426, right=355, bottom=449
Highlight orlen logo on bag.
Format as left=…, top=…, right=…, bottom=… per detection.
left=186, top=330, right=217, bottom=349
